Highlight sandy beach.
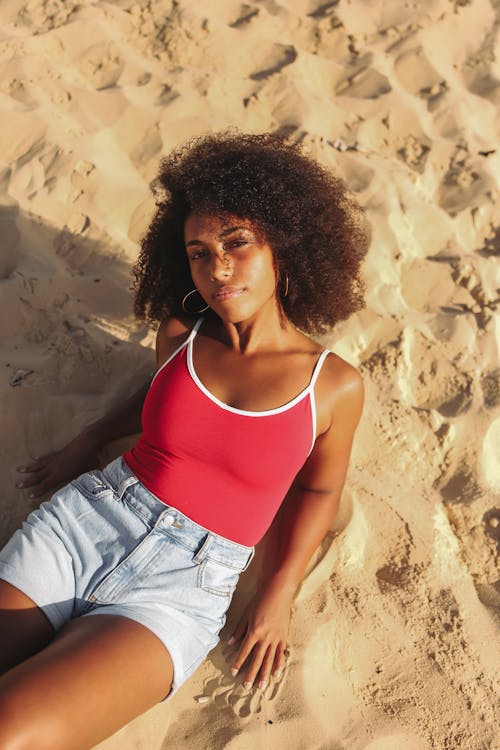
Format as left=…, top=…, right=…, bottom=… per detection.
left=0, top=1, right=498, bottom=748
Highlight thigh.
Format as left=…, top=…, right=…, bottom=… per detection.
left=0, top=614, right=174, bottom=750
left=0, top=579, right=55, bottom=674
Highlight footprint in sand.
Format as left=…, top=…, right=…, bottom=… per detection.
left=229, top=4, right=260, bottom=28
left=335, top=57, right=391, bottom=99
left=0, top=76, right=36, bottom=107
left=374, top=511, right=428, bottom=594
left=394, top=46, right=447, bottom=110
left=375, top=328, right=475, bottom=417
left=9, top=158, right=46, bottom=200
left=437, top=147, right=490, bottom=215
left=53, top=214, right=102, bottom=277
left=249, top=44, right=298, bottom=81
left=16, top=0, right=79, bottom=34
left=396, top=134, right=431, bottom=173
left=434, top=254, right=497, bottom=330
left=480, top=369, right=500, bottom=409
left=73, top=42, right=124, bottom=91
left=334, top=152, right=375, bottom=192
left=307, top=1, right=341, bottom=20
left=461, top=27, right=500, bottom=104
left=439, top=467, right=482, bottom=504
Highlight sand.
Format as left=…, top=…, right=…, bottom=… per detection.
left=0, top=1, right=498, bottom=748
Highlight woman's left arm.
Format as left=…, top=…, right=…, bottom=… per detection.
left=228, top=362, right=364, bottom=691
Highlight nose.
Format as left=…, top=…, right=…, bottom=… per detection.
left=210, top=251, right=232, bottom=281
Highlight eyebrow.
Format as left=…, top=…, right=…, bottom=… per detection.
left=185, top=226, right=251, bottom=248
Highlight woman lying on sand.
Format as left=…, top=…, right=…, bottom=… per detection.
left=0, top=131, right=366, bottom=749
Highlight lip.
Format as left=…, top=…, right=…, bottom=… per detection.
left=213, top=286, right=245, bottom=301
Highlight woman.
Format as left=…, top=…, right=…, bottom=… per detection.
left=0, top=131, right=367, bottom=749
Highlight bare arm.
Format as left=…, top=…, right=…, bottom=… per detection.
left=259, top=366, right=364, bottom=598
left=15, top=377, right=151, bottom=499
left=228, top=362, right=365, bottom=690
left=79, top=314, right=194, bottom=446
left=15, top=315, right=194, bottom=499
left=81, top=380, right=150, bottom=447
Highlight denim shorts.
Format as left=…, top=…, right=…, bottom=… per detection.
left=0, top=456, right=255, bottom=701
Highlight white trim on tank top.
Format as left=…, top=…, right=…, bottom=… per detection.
left=186, top=316, right=330, bottom=456
left=150, top=317, right=329, bottom=453
left=149, top=318, right=203, bottom=386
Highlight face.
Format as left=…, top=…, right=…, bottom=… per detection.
left=184, top=212, right=280, bottom=322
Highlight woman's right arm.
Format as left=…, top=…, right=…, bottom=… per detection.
left=14, top=380, right=149, bottom=499
left=15, top=315, right=194, bottom=500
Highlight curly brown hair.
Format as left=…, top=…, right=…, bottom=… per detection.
left=132, top=130, right=369, bottom=336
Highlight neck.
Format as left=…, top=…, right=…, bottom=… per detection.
left=211, top=300, right=293, bottom=354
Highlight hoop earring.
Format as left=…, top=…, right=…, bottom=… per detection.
left=280, top=271, right=289, bottom=298
left=181, top=289, right=209, bottom=314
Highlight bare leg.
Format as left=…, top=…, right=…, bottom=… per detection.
left=0, top=613, right=175, bottom=750
left=0, top=579, right=55, bottom=674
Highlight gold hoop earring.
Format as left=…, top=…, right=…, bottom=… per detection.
left=280, top=271, right=289, bottom=298
left=181, top=289, right=209, bottom=314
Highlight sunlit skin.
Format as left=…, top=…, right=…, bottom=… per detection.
left=184, top=212, right=284, bottom=352
left=1, top=212, right=364, bottom=750
left=180, top=211, right=364, bottom=688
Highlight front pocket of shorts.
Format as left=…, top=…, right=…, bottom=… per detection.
left=198, top=558, right=240, bottom=598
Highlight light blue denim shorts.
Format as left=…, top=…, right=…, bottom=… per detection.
left=0, top=456, right=255, bottom=701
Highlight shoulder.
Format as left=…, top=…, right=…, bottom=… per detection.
left=295, top=328, right=362, bottom=397
left=322, top=351, right=363, bottom=394
left=155, top=315, right=199, bottom=367
left=314, top=349, right=364, bottom=435
left=157, top=314, right=197, bottom=338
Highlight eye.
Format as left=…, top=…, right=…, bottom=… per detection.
left=224, top=239, right=248, bottom=250
left=190, top=249, right=207, bottom=260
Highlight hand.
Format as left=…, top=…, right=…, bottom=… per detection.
left=15, top=430, right=102, bottom=499
left=227, top=581, right=294, bottom=692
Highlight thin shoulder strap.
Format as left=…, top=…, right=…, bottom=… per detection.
left=150, top=316, right=204, bottom=384
left=309, top=348, right=331, bottom=390
left=187, top=316, right=204, bottom=343
left=306, top=348, right=331, bottom=458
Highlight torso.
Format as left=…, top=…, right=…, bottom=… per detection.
left=156, top=314, right=351, bottom=442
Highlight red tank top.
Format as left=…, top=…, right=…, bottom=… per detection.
left=123, top=317, right=330, bottom=546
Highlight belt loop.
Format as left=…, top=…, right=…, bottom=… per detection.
left=241, top=546, right=255, bottom=572
left=116, top=476, right=139, bottom=501
left=193, top=533, right=216, bottom=564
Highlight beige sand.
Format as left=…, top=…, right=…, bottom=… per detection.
left=0, top=1, right=498, bottom=748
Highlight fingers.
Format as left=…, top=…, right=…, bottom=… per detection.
left=16, top=453, right=61, bottom=497
left=15, top=473, right=51, bottom=498
left=230, top=637, right=289, bottom=692
left=24, top=480, right=52, bottom=499
left=16, top=462, right=41, bottom=473
left=272, top=643, right=289, bottom=680
left=227, top=616, right=248, bottom=647
left=253, top=644, right=275, bottom=691
left=17, top=452, right=58, bottom=473
left=235, top=640, right=270, bottom=690
left=17, top=463, right=43, bottom=479
left=15, top=467, right=46, bottom=488
left=15, top=465, right=53, bottom=499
